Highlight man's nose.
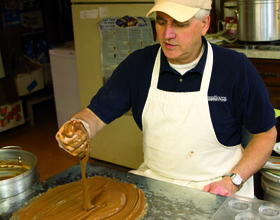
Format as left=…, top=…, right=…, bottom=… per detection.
left=164, top=24, right=175, bottom=39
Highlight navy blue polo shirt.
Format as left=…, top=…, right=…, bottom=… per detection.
left=88, top=37, right=276, bottom=146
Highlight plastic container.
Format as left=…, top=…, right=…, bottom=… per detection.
left=235, top=212, right=260, bottom=220
left=259, top=204, right=280, bottom=219
left=228, top=198, right=252, bottom=212
left=224, top=1, right=237, bottom=20
left=261, top=170, right=280, bottom=205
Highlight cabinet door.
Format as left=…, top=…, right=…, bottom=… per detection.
left=266, top=86, right=280, bottom=109
left=249, top=58, right=280, bottom=109
left=249, top=58, right=280, bottom=87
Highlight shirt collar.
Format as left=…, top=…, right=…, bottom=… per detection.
left=159, top=36, right=208, bottom=76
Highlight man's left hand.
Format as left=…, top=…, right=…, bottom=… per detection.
left=202, top=177, right=238, bottom=196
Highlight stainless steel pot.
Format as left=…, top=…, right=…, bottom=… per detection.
left=0, top=146, right=40, bottom=199
left=237, top=0, right=280, bottom=42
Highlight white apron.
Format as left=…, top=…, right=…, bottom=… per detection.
left=130, top=42, right=254, bottom=198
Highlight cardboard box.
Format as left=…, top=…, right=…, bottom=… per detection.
left=0, top=10, right=20, bottom=28
left=0, top=0, right=19, bottom=12
left=20, top=10, right=43, bottom=35
left=0, top=99, right=25, bottom=133
left=15, top=61, right=44, bottom=96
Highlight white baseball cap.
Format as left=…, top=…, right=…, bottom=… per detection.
left=147, top=0, right=212, bottom=22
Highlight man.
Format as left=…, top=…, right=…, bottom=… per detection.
left=56, top=0, right=277, bottom=198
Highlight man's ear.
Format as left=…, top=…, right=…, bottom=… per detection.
left=201, top=14, right=210, bottom=36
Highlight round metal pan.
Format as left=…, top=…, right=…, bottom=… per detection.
left=0, top=146, right=40, bottom=199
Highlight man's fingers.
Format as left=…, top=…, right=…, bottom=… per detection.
left=56, top=120, right=90, bottom=157
left=57, top=129, right=87, bottom=148
left=72, top=140, right=89, bottom=156
left=203, top=184, right=210, bottom=192
left=61, top=121, right=77, bottom=138
left=67, top=132, right=88, bottom=152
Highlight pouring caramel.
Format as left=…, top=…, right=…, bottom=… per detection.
left=69, top=120, right=94, bottom=211
left=79, top=143, right=94, bottom=211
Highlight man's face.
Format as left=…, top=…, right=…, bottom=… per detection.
left=155, top=12, right=210, bottom=64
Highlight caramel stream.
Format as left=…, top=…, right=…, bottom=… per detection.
left=79, top=143, right=93, bottom=211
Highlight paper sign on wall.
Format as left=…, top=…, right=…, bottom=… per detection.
left=98, top=15, right=155, bottom=84
left=99, top=7, right=108, bottom=18
left=80, top=9, right=98, bottom=19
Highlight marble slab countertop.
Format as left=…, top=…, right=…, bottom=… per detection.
left=208, top=37, right=280, bottom=59
left=229, top=48, right=280, bottom=59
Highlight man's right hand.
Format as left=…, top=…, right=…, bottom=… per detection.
left=56, top=120, right=90, bottom=158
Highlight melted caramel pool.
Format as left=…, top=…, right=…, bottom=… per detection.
left=11, top=176, right=147, bottom=220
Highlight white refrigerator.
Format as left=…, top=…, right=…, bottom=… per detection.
left=49, top=46, right=81, bottom=129
left=71, top=0, right=155, bottom=169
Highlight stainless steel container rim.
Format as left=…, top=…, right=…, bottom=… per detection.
left=0, top=149, right=38, bottom=164
left=0, top=146, right=38, bottom=159
left=1, top=146, right=22, bottom=150
left=0, top=148, right=38, bottom=158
